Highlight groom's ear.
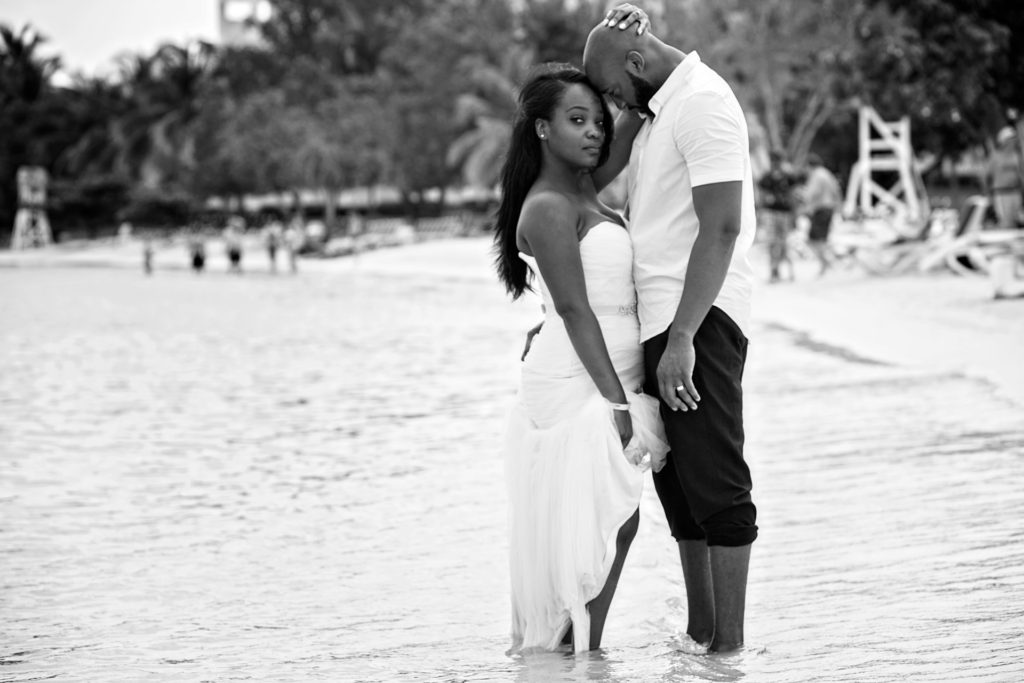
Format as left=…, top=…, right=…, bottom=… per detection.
left=624, top=50, right=645, bottom=76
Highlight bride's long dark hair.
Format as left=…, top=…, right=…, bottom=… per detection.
left=493, top=64, right=613, bottom=299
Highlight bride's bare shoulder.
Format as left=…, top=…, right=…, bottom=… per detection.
left=518, top=190, right=581, bottom=245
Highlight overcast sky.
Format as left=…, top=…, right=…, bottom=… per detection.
left=1, top=0, right=220, bottom=76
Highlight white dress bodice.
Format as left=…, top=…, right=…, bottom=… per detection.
left=519, top=221, right=637, bottom=320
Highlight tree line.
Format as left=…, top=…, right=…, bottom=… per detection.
left=1, top=0, right=1021, bottom=240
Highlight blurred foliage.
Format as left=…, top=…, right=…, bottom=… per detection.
left=116, top=187, right=199, bottom=228
left=856, top=0, right=1012, bottom=159
left=1, top=0, right=1022, bottom=241
left=47, top=175, right=130, bottom=238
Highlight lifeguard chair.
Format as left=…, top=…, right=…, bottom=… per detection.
left=11, top=166, right=52, bottom=249
left=843, top=107, right=929, bottom=234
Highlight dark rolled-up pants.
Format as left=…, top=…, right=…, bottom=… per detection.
left=644, top=306, right=758, bottom=547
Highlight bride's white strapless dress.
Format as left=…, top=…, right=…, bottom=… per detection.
left=504, top=222, right=669, bottom=654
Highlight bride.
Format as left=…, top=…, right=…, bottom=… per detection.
left=495, top=61, right=667, bottom=654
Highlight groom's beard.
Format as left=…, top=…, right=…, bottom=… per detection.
left=627, top=72, right=658, bottom=118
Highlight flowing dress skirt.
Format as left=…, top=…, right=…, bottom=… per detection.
left=504, top=314, right=667, bottom=654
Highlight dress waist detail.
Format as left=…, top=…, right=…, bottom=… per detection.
left=589, top=301, right=638, bottom=318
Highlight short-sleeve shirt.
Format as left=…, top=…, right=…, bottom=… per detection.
left=803, top=166, right=842, bottom=211
left=626, top=52, right=756, bottom=342
left=988, top=146, right=1023, bottom=192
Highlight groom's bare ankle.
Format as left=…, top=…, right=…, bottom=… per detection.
left=687, top=627, right=713, bottom=646
left=709, top=637, right=743, bottom=653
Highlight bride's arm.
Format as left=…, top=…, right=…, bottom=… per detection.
left=591, top=108, right=644, bottom=193
left=519, top=192, right=632, bottom=444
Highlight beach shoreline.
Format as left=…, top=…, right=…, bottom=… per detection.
left=3, top=236, right=1022, bottom=407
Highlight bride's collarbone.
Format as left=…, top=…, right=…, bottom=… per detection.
left=579, top=199, right=624, bottom=231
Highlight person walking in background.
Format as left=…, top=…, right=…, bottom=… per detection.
left=188, top=229, right=206, bottom=274
left=496, top=60, right=667, bottom=654
left=758, top=151, right=801, bottom=282
left=224, top=216, right=245, bottom=274
left=284, top=216, right=303, bottom=274
left=584, top=4, right=758, bottom=653
left=985, top=126, right=1023, bottom=230
left=263, top=218, right=283, bottom=273
left=142, top=237, right=154, bottom=275
left=801, top=154, right=842, bottom=276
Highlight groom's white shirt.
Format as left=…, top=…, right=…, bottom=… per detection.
left=626, top=51, right=756, bottom=342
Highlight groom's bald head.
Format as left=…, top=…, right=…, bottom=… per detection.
left=583, top=24, right=669, bottom=115
left=582, top=24, right=647, bottom=89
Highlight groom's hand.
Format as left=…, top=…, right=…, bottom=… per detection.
left=657, top=334, right=701, bottom=412
left=521, top=321, right=544, bottom=361
left=602, top=3, right=650, bottom=35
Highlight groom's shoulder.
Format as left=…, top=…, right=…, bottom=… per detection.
left=662, top=57, right=734, bottom=103
left=670, top=68, right=744, bottom=121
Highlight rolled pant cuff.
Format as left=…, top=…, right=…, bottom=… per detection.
left=705, top=525, right=758, bottom=547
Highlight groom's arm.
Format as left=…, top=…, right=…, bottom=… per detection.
left=656, top=182, right=742, bottom=412
left=655, top=91, right=748, bottom=412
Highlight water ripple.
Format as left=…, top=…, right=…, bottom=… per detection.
left=1, top=268, right=1022, bottom=682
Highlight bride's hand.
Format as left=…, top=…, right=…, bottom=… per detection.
left=603, top=3, right=651, bottom=36
left=613, top=409, right=633, bottom=448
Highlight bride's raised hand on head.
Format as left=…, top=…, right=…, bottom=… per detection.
left=602, top=3, right=650, bottom=36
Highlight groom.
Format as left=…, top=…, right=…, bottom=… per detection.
left=584, top=8, right=758, bottom=652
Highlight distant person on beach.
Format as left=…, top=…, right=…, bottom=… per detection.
left=496, top=54, right=669, bottom=654
left=142, top=238, right=154, bottom=275
left=583, top=3, right=758, bottom=653
left=263, top=219, right=283, bottom=273
left=224, top=217, right=245, bottom=274
left=801, top=154, right=842, bottom=275
left=758, top=151, right=800, bottom=282
left=188, top=232, right=206, bottom=273
left=985, top=126, right=1023, bottom=230
left=284, top=218, right=303, bottom=274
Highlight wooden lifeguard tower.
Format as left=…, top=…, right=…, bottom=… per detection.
left=11, top=166, right=52, bottom=249
left=843, top=106, right=929, bottom=233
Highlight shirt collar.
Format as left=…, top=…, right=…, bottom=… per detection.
left=648, top=51, right=700, bottom=118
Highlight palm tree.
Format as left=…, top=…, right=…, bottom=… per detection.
left=0, top=23, right=59, bottom=106
left=110, top=41, right=217, bottom=188
left=53, top=75, right=125, bottom=179
left=446, top=58, right=522, bottom=189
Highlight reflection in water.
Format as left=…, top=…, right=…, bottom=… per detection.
left=509, top=643, right=768, bottom=682
left=1, top=267, right=1022, bottom=682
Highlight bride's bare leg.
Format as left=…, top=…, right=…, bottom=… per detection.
left=585, top=508, right=640, bottom=650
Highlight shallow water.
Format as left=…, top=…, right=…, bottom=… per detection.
left=1, top=264, right=1022, bottom=682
